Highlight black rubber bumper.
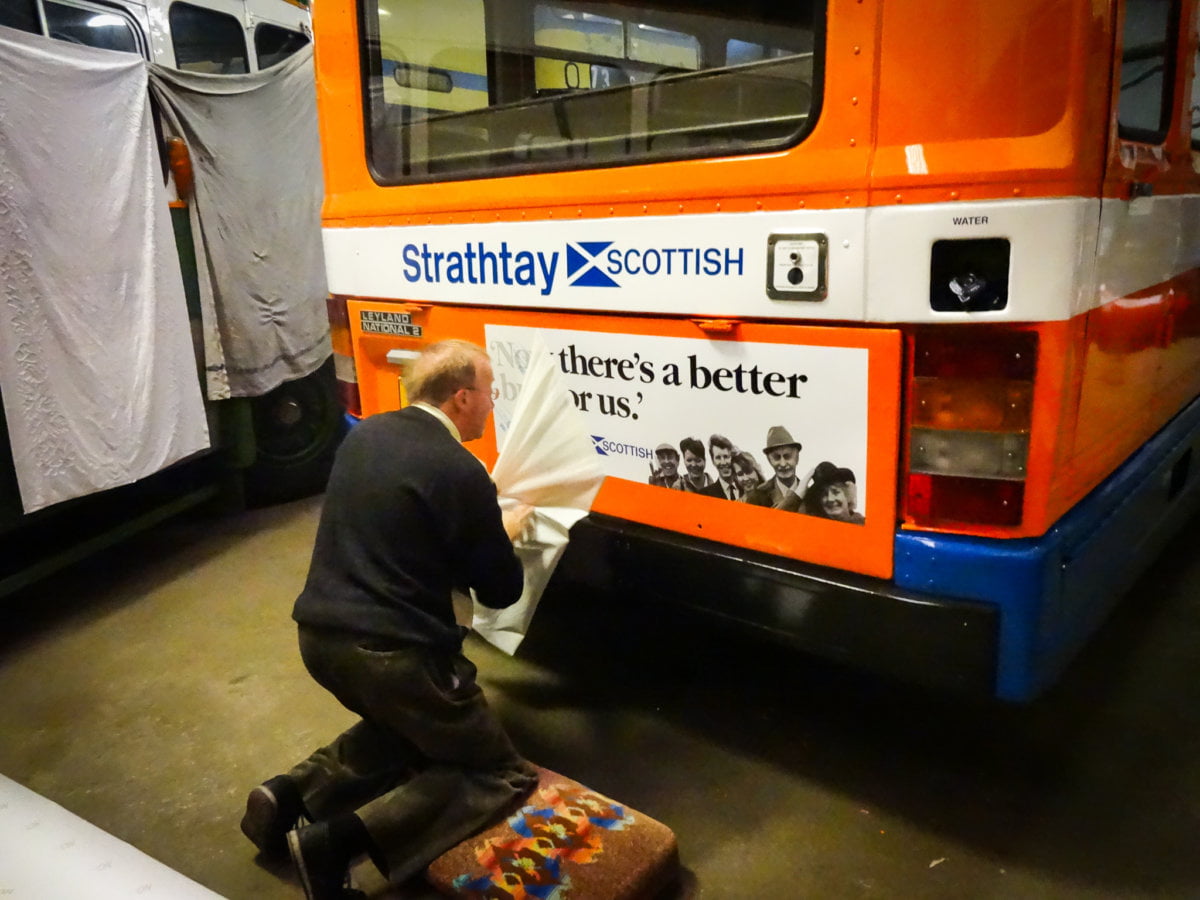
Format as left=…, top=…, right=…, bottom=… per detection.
left=554, top=513, right=1000, bottom=696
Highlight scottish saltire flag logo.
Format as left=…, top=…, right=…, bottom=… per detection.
left=591, top=435, right=609, bottom=455
left=566, top=242, right=619, bottom=287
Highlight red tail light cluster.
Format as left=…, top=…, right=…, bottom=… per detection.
left=326, top=296, right=361, bottom=418
left=905, top=328, right=1037, bottom=527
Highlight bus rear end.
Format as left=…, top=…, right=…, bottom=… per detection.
left=312, top=0, right=1200, bottom=700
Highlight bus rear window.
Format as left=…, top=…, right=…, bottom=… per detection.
left=255, top=23, right=309, bottom=69
left=44, top=1, right=142, bottom=55
left=363, top=0, right=822, bottom=184
left=0, top=0, right=41, bottom=34
left=169, top=1, right=249, bottom=74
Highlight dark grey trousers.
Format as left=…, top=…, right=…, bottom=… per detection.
left=288, top=625, right=537, bottom=882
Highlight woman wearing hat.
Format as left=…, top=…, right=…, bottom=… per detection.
left=743, top=426, right=804, bottom=512
left=803, top=461, right=865, bottom=524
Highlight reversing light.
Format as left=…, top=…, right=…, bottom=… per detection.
left=909, top=429, right=1028, bottom=480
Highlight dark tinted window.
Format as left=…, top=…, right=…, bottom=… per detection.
left=1117, top=0, right=1178, bottom=142
left=0, top=0, right=41, bottom=33
left=44, top=1, right=142, bottom=54
left=169, top=1, right=248, bottom=74
left=254, top=23, right=308, bottom=69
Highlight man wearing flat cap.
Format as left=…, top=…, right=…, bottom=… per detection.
left=648, top=442, right=686, bottom=490
left=744, top=425, right=804, bottom=511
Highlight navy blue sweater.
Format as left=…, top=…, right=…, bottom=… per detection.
left=293, top=406, right=524, bottom=650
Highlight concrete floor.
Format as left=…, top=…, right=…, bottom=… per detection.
left=0, top=494, right=1198, bottom=899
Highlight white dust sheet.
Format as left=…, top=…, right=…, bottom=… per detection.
left=0, top=27, right=210, bottom=513
left=0, top=773, right=224, bottom=898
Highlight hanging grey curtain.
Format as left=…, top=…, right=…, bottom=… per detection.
left=148, top=45, right=331, bottom=400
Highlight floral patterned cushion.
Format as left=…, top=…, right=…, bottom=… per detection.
left=426, top=767, right=679, bottom=899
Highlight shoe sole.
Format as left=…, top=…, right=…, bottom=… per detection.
left=240, top=785, right=283, bottom=857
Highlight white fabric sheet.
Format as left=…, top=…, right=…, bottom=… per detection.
left=148, top=46, right=331, bottom=399
left=0, top=773, right=223, bottom=898
left=0, top=27, right=210, bottom=513
left=469, top=336, right=606, bottom=653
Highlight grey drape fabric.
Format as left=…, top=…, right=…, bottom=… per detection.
left=148, top=45, right=330, bottom=399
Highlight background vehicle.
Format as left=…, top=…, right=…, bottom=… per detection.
left=0, top=0, right=342, bottom=596
left=312, top=0, right=1200, bottom=701
left=2, top=0, right=312, bottom=70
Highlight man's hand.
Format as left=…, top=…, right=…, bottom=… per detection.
left=501, top=503, right=535, bottom=541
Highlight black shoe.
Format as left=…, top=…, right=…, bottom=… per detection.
left=240, top=778, right=301, bottom=858
left=287, top=822, right=365, bottom=900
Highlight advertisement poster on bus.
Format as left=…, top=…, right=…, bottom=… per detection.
left=485, top=325, right=869, bottom=524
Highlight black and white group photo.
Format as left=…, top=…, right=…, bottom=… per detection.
left=647, top=425, right=864, bottom=524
